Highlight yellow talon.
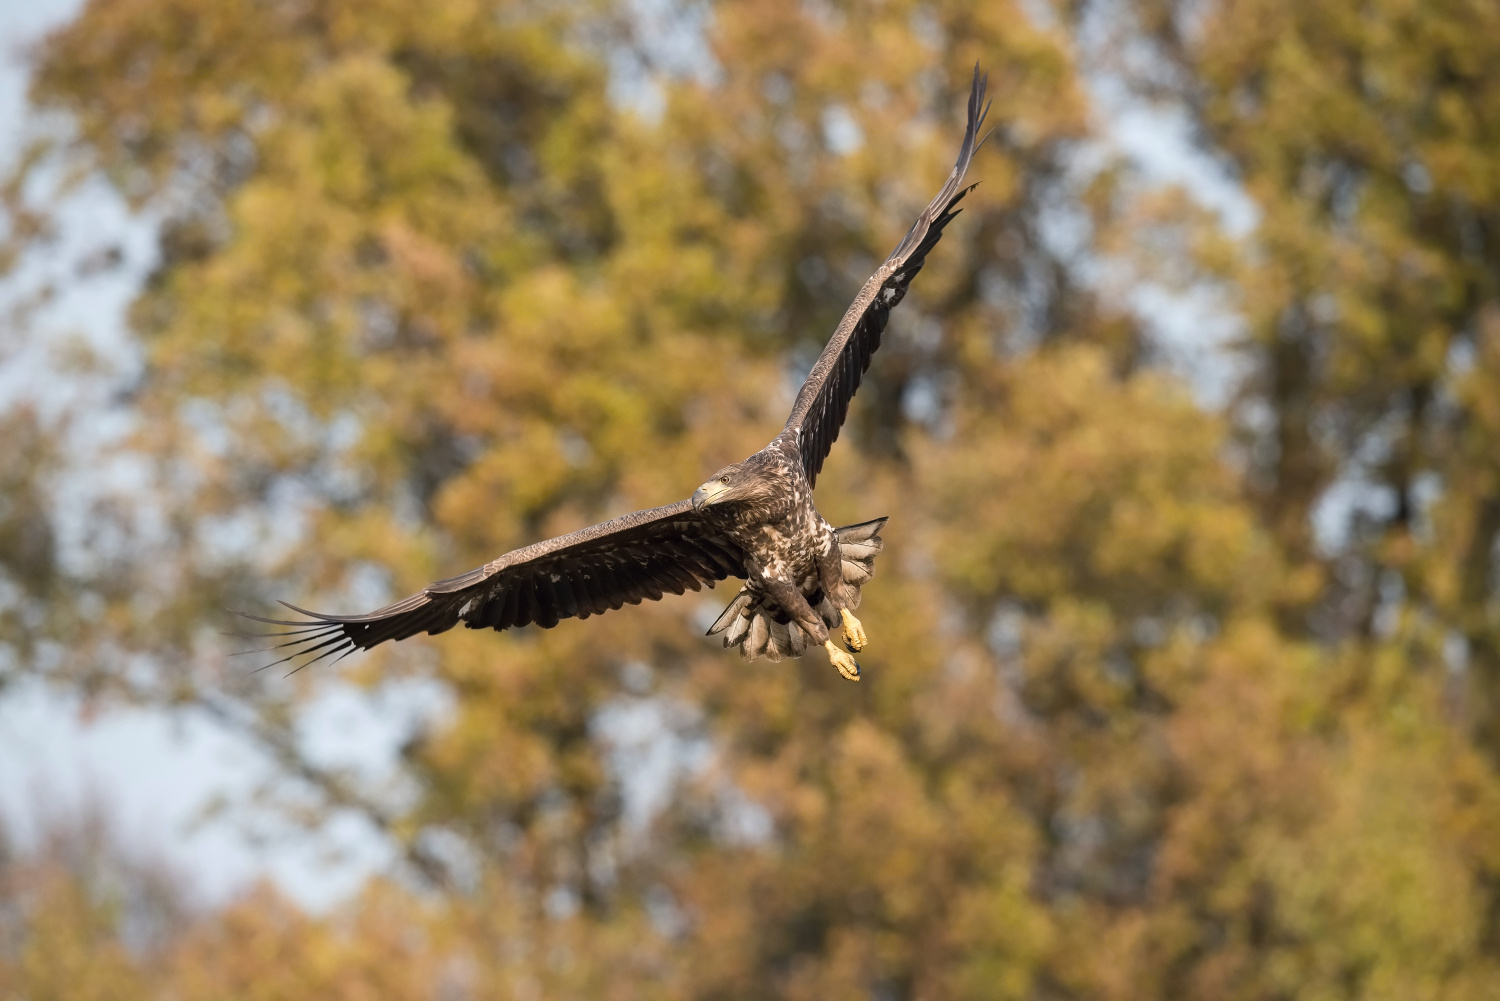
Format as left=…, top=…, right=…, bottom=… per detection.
left=825, top=640, right=861, bottom=681
left=840, top=609, right=867, bottom=652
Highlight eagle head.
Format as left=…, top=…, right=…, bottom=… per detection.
left=692, top=464, right=743, bottom=512
left=692, top=452, right=787, bottom=515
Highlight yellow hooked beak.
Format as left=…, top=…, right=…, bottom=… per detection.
left=692, top=478, right=731, bottom=512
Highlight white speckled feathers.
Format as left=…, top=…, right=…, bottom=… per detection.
left=708, top=518, right=887, bottom=662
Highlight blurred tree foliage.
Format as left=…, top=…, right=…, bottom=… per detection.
left=2, top=0, right=1500, bottom=996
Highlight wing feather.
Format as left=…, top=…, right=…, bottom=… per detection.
left=498, top=578, right=523, bottom=627
left=241, top=500, right=748, bottom=670
left=571, top=567, right=601, bottom=619
left=534, top=576, right=561, bottom=628
left=596, top=563, right=627, bottom=610
left=783, top=65, right=989, bottom=486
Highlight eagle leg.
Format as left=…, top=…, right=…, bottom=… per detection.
left=840, top=608, right=867, bottom=652
left=824, top=640, right=861, bottom=681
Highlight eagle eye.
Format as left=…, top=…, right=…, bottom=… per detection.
left=720, top=475, right=731, bottom=484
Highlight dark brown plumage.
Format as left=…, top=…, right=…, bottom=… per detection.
left=245, top=68, right=989, bottom=681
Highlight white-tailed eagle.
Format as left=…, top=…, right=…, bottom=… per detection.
left=246, top=68, right=989, bottom=681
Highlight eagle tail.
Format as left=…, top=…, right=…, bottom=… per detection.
left=707, top=517, right=887, bottom=663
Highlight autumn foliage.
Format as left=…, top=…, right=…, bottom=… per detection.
left=3, top=0, right=1500, bottom=997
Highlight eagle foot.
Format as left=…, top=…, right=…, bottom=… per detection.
left=840, top=608, right=867, bottom=652
left=824, top=640, right=861, bottom=681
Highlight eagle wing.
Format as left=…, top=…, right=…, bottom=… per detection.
left=243, top=500, right=747, bottom=670
left=783, top=66, right=989, bottom=487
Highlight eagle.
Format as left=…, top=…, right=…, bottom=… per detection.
left=247, top=68, right=989, bottom=682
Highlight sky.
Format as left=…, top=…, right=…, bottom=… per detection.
left=0, top=0, right=1258, bottom=911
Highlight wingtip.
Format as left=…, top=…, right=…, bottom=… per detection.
left=970, top=75, right=989, bottom=129
left=975, top=102, right=996, bottom=152
left=276, top=599, right=365, bottom=624
left=956, top=68, right=989, bottom=161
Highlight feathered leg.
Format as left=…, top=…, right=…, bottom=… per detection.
left=756, top=576, right=828, bottom=646
left=757, top=575, right=858, bottom=681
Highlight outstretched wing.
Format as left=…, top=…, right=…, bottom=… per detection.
left=783, top=66, right=990, bottom=487
left=241, top=501, right=747, bottom=671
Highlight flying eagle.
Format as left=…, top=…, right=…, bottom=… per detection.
left=247, top=69, right=989, bottom=682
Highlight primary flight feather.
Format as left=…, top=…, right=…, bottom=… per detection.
left=245, top=68, right=990, bottom=682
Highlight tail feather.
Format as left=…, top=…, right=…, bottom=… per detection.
left=841, top=559, right=875, bottom=589
left=766, top=618, right=792, bottom=663
left=787, top=617, right=808, bottom=656
left=744, top=614, right=770, bottom=659
left=834, top=518, right=885, bottom=545
left=723, top=611, right=751, bottom=645
left=708, top=517, right=887, bottom=663
left=707, top=590, right=754, bottom=636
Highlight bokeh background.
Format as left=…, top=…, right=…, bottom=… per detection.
left=2, top=0, right=1498, bottom=996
